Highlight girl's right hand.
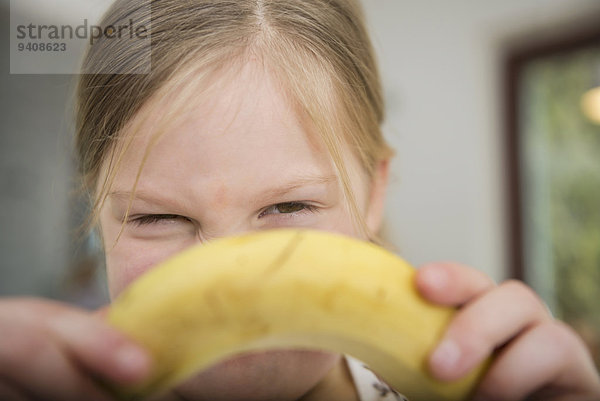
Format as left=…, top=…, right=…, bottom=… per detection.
left=0, top=298, right=152, bottom=401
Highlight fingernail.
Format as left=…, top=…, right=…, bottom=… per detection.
left=114, top=345, right=151, bottom=380
left=422, top=265, right=448, bottom=290
left=431, top=338, right=461, bottom=375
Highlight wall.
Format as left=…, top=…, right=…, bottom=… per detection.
left=0, top=2, right=75, bottom=297
left=362, top=0, right=600, bottom=281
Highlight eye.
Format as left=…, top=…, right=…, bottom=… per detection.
left=258, top=202, right=316, bottom=218
left=128, top=214, right=192, bottom=226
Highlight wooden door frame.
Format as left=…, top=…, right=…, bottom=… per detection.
left=503, top=21, right=600, bottom=279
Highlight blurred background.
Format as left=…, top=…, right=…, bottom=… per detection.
left=1, top=0, right=599, bottom=367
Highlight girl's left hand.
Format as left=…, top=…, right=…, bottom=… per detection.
left=415, top=262, right=600, bottom=401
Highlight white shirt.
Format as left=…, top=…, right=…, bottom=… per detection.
left=345, top=356, right=408, bottom=401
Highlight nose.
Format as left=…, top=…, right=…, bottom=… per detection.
left=197, top=211, right=259, bottom=243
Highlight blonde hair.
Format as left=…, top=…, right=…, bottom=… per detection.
left=75, top=0, right=392, bottom=240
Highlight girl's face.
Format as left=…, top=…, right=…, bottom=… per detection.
left=98, top=60, right=388, bottom=400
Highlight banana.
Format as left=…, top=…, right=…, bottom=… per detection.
left=107, top=229, right=488, bottom=400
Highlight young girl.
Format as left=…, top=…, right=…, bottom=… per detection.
left=1, top=0, right=599, bottom=400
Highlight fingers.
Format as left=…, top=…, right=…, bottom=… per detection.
left=417, top=264, right=600, bottom=400
left=1, top=332, right=116, bottom=401
left=0, top=298, right=153, bottom=400
left=474, top=320, right=600, bottom=401
left=428, top=280, right=552, bottom=381
left=415, top=262, right=495, bottom=306
left=47, top=306, right=151, bottom=384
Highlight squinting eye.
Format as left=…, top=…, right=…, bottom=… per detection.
left=259, top=202, right=316, bottom=218
left=274, top=202, right=307, bottom=213
left=128, top=214, right=191, bottom=226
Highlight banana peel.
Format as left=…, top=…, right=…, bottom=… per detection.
left=107, top=229, right=488, bottom=400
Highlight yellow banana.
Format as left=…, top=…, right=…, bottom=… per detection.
left=108, top=229, right=488, bottom=400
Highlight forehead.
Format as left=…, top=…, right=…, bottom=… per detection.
left=112, top=60, right=335, bottom=193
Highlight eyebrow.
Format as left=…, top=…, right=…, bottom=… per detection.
left=107, top=190, right=185, bottom=212
left=107, top=174, right=338, bottom=208
left=259, top=174, right=338, bottom=200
